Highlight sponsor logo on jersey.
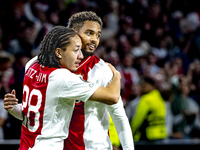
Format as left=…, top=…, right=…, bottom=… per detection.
left=89, top=83, right=95, bottom=88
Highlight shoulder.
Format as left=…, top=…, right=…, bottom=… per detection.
left=25, top=56, right=38, bottom=72
left=50, top=68, right=74, bottom=78
left=91, top=55, right=101, bottom=61
left=96, top=58, right=111, bottom=71
left=87, top=55, right=112, bottom=74
left=90, top=55, right=106, bottom=68
left=141, top=90, right=162, bottom=103
left=49, top=68, right=82, bottom=89
left=140, top=92, right=152, bottom=102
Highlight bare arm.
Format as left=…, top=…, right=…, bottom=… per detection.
left=89, top=63, right=121, bottom=105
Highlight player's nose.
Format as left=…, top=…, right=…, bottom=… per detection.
left=90, top=35, right=98, bottom=43
left=78, top=49, right=84, bottom=60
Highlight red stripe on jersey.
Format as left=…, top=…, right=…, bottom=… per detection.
left=19, top=63, right=57, bottom=150
left=64, top=55, right=100, bottom=150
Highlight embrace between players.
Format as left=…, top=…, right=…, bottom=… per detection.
left=3, top=11, right=134, bottom=150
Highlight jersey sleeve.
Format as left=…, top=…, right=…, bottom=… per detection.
left=107, top=97, right=135, bottom=150
left=8, top=104, right=23, bottom=120
left=51, top=69, right=99, bottom=102
left=0, top=101, right=8, bottom=119
left=97, top=59, right=134, bottom=149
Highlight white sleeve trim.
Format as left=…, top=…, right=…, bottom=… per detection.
left=8, top=104, right=23, bottom=121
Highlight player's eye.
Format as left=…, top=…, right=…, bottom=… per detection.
left=87, top=31, right=92, bottom=35
left=74, top=49, right=79, bottom=52
left=97, top=34, right=101, bottom=38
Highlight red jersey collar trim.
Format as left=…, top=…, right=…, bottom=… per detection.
left=78, top=56, right=91, bottom=68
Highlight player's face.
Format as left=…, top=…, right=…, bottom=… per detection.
left=58, top=35, right=83, bottom=72
left=78, top=21, right=101, bottom=54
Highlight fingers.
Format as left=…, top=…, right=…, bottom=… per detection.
left=4, top=93, right=18, bottom=111
left=4, top=93, right=16, bottom=98
left=107, top=63, right=116, bottom=72
left=4, top=97, right=18, bottom=104
left=106, top=62, right=121, bottom=78
left=11, top=89, right=16, bottom=95
left=4, top=99, right=18, bottom=111
left=116, top=70, right=121, bottom=79
left=4, top=105, right=15, bottom=111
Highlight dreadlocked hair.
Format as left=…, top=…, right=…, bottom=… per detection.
left=38, top=26, right=78, bottom=68
left=67, top=11, right=103, bottom=31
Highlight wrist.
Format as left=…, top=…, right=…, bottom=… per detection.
left=8, top=105, right=16, bottom=113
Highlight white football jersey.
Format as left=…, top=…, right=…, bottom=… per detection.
left=65, top=55, right=134, bottom=150
left=19, top=57, right=99, bottom=150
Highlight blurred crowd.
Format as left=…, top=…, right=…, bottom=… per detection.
left=0, top=0, right=200, bottom=145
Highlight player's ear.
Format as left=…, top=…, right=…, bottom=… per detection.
left=55, top=48, right=62, bottom=59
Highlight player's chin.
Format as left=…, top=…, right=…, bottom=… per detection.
left=72, top=68, right=78, bottom=72
left=85, top=47, right=95, bottom=53
left=87, top=49, right=95, bottom=53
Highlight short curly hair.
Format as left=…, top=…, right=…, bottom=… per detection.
left=67, top=11, right=103, bottom=31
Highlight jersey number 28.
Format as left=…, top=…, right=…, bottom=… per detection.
left=22, top=85, right=42, bottom=132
